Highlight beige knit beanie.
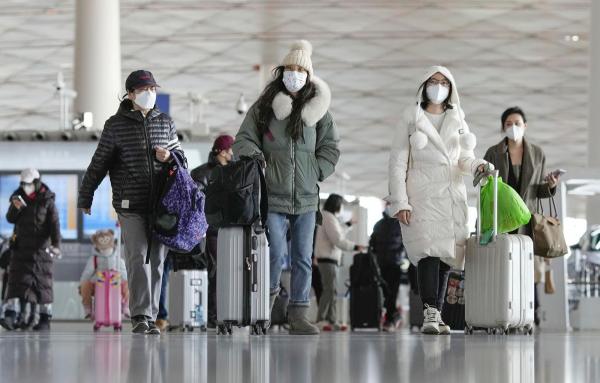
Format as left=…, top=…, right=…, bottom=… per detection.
left=282, top=40, right=314, bottom=76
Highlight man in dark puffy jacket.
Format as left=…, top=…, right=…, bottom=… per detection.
left=78, top=70, right=186, bottom=335
left=1, top=168, right=60, bottom=331
left=369, top=201, right=405, bottom=332
left=189, top=134, right=234, bottom=327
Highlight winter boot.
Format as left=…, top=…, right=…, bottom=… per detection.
left=269, top=293, right=278, bottom=313
left=0, top=310, right=17, bottom=331
left=32, top=313, right=51, bottom=331
left=288, top=306, right=319, bottom=335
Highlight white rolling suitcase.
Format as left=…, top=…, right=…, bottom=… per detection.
left=216, top=225, right=270, bottom=335
left=168, top=270, right=208, bottom=331
left=465, top=171, right=535, bottom=335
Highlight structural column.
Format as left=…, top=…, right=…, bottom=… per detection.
left=74, top=0, right=121, bottom=130
left=588, top=0, right=600, bottom=226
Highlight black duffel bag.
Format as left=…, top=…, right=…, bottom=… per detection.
left=204, top=156, right=267, bottom=229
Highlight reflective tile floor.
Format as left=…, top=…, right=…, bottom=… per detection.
left=0, top=323, right=599, bottom=383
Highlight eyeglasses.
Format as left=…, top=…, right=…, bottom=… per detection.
left=427, top=79, right=451, bottom=87
left=19, top=182, right=33, bottom=187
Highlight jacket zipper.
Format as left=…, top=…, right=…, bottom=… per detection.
left=291, top=138, right=296, bottom=215
left=141, top=115, right=154, bottom=211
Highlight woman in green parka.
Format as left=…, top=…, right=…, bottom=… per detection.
left=233, top=40, right=340, bottom=335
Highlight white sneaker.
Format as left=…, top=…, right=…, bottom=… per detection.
left=421, top=305, right=440, bottom=335
left=437, top=317, right=451, bottom=335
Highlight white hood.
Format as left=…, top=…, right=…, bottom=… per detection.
left=409, top=65, right=476, bottom=153
left=416, top=65, right=461, bottom=107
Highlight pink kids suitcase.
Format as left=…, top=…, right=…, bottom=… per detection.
left=94, top=270, right=123, bottom=331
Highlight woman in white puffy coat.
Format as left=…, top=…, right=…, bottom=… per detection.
left=388, top=65, right=491, bottom=335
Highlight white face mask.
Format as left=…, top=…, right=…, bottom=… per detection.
left=23, top=184, right=35, bottom=195
left=283, top=71, right=307, bottom=93
left=132, top=90, right=156, bottom=110
left=504, top=125, right=525, bottom=142
left=98, top=248, right=114, bottom=257
left=426, top=84, right=450, bottom=105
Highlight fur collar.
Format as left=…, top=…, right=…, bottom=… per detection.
left=272, top=76, right=331, bottom=127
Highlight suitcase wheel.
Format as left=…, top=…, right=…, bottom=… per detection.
left=93, top=325, right=100, bottom=332
left=217, top=323, right=232, bottom=335
left=201, top=326, right=207, bottom=332
left=114, top=325, right=122, bottom=332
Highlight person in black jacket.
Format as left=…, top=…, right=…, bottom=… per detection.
left=189, top=134, right=234, bottom=328
left=78, top=70, right=186, bottom=335
left=190, top=135, right=234, bottom=190
left=369, top=201, right=405, bottom=332
left=1, top=168, right=61, bottom=331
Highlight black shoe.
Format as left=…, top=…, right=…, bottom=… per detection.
left=207, top=319, right=217, bottom=329
left=146, top=321, right=161, bottom=335
left=0, top=310, right=17, bottom=331
left=32, top=314, right=51, bottom=331
left=131, top=316, right=149, bottom=334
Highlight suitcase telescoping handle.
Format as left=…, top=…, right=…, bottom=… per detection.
left=476, top=169, right=499, bottom=243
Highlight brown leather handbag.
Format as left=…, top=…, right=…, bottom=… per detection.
left=531, top=195, right=568, bottom=258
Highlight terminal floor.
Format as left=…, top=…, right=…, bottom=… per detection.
left=0, top=322, right=598, bottom=383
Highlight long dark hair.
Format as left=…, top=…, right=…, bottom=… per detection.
left=256, top=66, right=317, bottom=141
left=323, top=194, right=344, bottom=214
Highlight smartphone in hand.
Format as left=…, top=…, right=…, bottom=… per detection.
left=12, top=195, right=27, bottom=207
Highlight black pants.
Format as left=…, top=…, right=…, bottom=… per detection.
left=380, top=264, right=402, bottom=323
left=417, top=257, right=450, bottom=310
left=206, top=231, right=218, bottom=324
left=312, top=264, right=323, bottom=304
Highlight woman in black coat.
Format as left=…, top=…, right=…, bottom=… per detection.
left=2, top=169, right=61, bottom=331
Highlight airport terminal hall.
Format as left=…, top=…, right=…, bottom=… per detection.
left=1, top=0, right=600, bottom=382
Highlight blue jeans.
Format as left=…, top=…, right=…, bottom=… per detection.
left=157, top=255, right=172, bottom=320
left=267, top=212, right=316, bottom=307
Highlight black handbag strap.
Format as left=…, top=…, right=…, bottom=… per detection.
left=536, top=185, right=558, bottom=218
left=257, top=159, right=268, bottom=229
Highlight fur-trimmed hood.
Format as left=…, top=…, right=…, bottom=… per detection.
left=272, top=76, right=331, bottom=127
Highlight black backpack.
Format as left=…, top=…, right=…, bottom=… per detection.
left=204, top=156, right=268, bottom=229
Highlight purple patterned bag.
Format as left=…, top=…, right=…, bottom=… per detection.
left=154, top=154, right=208, bottom=252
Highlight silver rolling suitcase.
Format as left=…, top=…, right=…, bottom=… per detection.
left=216, top=225, right=270, bottom=335
left=168, top=270, right=208, bottom=332
left=465, top=171, right=535, bottom=335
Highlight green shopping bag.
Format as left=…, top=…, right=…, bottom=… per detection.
left=480, top=176, right=531, bottom=238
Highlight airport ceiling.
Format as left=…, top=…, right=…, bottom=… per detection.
left=0, top=0, right=591, bottom=198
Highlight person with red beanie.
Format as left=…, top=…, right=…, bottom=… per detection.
left=189, top=134, right=235, bottom=328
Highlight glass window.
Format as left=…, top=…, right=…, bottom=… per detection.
left=0, top=174, right=79, bottom=240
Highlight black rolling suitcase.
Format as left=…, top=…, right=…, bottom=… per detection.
left=441, top=271, right=465, bottom=330
left=349, top=252, right=385, bottom=331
